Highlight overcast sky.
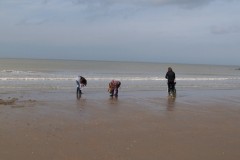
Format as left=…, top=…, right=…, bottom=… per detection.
left=0, top=0, right=240, bottom=65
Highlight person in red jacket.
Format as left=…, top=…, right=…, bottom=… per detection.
left=108, top=80, right=121, bottom=97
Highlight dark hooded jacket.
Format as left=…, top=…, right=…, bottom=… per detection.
left=165, top=71, right=175, bottom=83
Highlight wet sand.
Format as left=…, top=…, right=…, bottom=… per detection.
left=1, top=89, right=240, bottom=160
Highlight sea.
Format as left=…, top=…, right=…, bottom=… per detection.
left=0, top=58, right=240, bottom=93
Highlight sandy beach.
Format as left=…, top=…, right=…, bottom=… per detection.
left=0, top=89, right=240, bottom=160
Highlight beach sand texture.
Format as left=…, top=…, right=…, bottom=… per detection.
left=1, top=90, right=240, bottom=160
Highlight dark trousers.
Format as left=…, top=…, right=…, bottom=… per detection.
left=168, top=82, right=175, bottom=93
left=110, top=82, right=121, bottom=96
left=76, top=80, right=80, bottom=89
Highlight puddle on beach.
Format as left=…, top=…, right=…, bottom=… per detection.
left=0, top=97, right=37, bottom=108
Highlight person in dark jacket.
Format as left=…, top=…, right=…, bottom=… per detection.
left=165, top=67, right=176, bottom=94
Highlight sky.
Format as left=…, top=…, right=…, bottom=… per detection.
left=0, top=0, right=240, bottom=65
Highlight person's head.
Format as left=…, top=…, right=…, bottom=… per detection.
left=168, top=67, right=172, bottom=71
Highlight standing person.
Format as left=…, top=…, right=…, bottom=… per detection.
left=165, top=67, right=176, bottom=95
left=108, top=80, right=121, bottom=97
left=76, top=75, right=87, bottom=94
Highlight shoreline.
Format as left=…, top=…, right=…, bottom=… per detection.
left=1, top=89, right=240, bottom=160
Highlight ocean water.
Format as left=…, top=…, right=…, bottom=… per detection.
left=0, top=58, right=240, bottom=93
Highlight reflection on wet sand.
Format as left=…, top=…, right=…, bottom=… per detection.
left=109, top=96, right=118, bottom=105
left=167, top=96, right=176, bottom=111
left=76, top=97, right=87, bottom=111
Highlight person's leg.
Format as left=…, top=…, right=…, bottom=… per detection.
left=115, top=88, right=118, bottom=96
left=76, top=81, right=82, bottom=94
left=167, top=82, right=170, bottom=94
left=115, top=82, right=121, bottom=96
left=173, top=82, right=176, bottom=92
left=76, top=80, right=80, bottom=88
left=110, top=89, right=114, bottom=96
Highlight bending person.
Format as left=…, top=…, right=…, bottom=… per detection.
left=108, top=80, right=121, bottom=97
left=76, top=75, right=87, bottom=94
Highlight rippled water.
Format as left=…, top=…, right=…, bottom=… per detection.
left=0, top=58, right=240, bottom=92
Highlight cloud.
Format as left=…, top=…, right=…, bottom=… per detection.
left=68, top=0, right=221, bottom=9
left=210, top=25, right=240, bottom=35
left=16, top=18, right=49, bottom=25
left=35, top=0, right=220, bottom=22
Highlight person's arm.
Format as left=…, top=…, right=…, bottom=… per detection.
left=165, top=72, right=168, bottom=79
left=108, top=83, right=111, bottom=92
